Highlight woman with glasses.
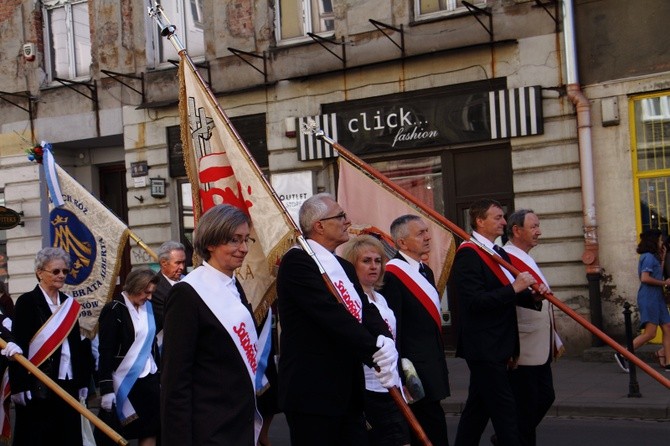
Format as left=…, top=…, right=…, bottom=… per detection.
left=98, top=267, right=161, bottom=446
left=9, top=247, right=92, bottom=445
left=161, top=204, right=262, bottom=446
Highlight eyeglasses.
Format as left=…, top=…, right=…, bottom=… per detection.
left=227, top=236, right=255, bottom=247
left=319, top=212, right=347, bottom=222
left=44, top=268, right=70, bottom=276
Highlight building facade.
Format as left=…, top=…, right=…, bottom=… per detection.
left=0, top=0, right=668, bottom=353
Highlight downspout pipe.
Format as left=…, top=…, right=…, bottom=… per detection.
left=562, top=0, right=603, bottom=343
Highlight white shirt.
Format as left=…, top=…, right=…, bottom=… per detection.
left=39, top=285, right=73, bottom=380
left=122, top=292, right=158, bottom=377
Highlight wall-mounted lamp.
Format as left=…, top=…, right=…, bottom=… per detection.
left=285, top=117, right=296, bottom=138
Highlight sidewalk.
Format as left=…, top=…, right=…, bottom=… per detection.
left=442, top=346, right=670, bottom=420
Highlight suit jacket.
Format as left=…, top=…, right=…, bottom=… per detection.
left=151, top=273, right=173, bottom=332
left=277, top=246, right=391, bottom=416
left=161, top=278, right=257, bottom=446
left=97, top=295, right=161, bottom=396
left=451, top=245, right=536, bottom=362
left=9, top=285, right=90, bottom=393
left=381, top=253, right=450, bottom=402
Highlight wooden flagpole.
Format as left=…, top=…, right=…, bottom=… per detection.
left=305, top=122, right=670, bottom=390
left=0, top=338, right=128, bottom=445
left=147, top=3, right=433, bottom=444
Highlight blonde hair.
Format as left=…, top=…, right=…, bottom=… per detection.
left=340, top=234, right=388, bottom=289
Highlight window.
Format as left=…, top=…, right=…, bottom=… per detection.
left=43, top=0, right=91, bottom=82
left=632, top=92, right=670, bottom=233
left=414, top=0, right=487, bottom=20
left=276, top=0, right=334, bottom=43
left=149, top=0, right=205, bottom=67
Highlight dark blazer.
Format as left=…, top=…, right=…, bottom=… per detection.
left=381, top=253, right=450, bottom=402
left=276, top=247, right=391, bottom=416
left=9, top=285, right=90, bottom=393
left=161, top=278, right=257, bottom=446
left=451, top=246, right=536, bottom=362
left=150, top=273, right=173, bottom=332
left=97, top=296, right=160, bottom=396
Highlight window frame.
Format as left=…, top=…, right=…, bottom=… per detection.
left=413, top=0, right=488, bottom=22
left=42, top=0, right=92, bottom=83
left=275, top=0, right=335, bottom=46
left=147, top=0, right=205, bottom=69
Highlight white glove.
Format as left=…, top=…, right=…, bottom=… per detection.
left=101, top=393, right=115, bottom=411
left=11, top=391, right=31, bottom=406
left=1, top=318, right=11, bottom=331
left=372, top=335, right=398, bottom=370
left=375, top=366, right=401, bottom=389
left=1, top=342, right=22, bottom=358
left=78, top=387, right=88, bottom=401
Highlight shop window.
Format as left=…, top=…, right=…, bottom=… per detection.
left=42, top=0, right=91, bottom=82
left=149, top=0, right=205, bottom=67
left=632, top=92, right=670, bottom=233
left=414, top=0, right=487, bottom=20
left=276, top=0, right=334, bottom=43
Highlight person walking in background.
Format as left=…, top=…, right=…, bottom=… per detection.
left=614, top=228, right=670, bottom=373
left=151, top=241, right=186, bottom=332
left=341, top=234, right=410, bottom=446
left=161, top=204, right=261, bottom=446
left=277, top=193, right=399, bottom=446
left=451, top=199, right=544, bottom=446
left=9, top=247, right=92, bottom=446
left=98, top=267, right=161, bottom=446
left=504, top=209, right=564, bottom=446
left=381, top=215, right=450, bottom=446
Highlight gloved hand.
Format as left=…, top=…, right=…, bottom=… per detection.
left=1, top=317, right=11, bottom=331
left=1, top=342, right=23, bottom=358
left=78, top=387, right=88, bottom=401
left=11, top=391, right=31, bottom=406
left=372, top=335, right=398, bottom=370
left=375, top=366, right=401, bottom=389
left=101, top=393, right=115, bottom=411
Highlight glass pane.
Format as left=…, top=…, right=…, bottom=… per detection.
left=279, top=0, right=304, bottom=39
left=635, top=94, right=670, bottom=172
left=184, top=0, right=205, bottom=56
left=370, top=156, right=444, bottom=215
left=48, top=7, right=70, bottom=78
left=72, top=3, right=91, bottom=77
left=159, top=0, right=180, bottom=62
left=312, top=0, right=334, bottom=33
left=639, top=177, right=670, bottom=233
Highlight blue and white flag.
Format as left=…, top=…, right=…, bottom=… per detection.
left=255, top=308, right=272, bottom=393
left=41, top=142, right=65, bottom=208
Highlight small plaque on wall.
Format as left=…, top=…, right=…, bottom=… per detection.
left=150, top=177, right=167, bottom=198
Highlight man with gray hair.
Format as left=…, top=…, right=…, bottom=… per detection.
left=153, top=240, right=186, bottom=332
left=503, top=209, right=563, bottom=446
left=277, top=192, right=399, bottom=445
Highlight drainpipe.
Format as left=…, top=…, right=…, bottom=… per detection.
left=562, top=0, right=603, bottom=344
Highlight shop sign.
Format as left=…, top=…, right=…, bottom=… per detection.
left=0, top=206, right=22, bottom=230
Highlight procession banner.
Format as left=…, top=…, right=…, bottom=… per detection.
left=179, top=59, right=294, bottom=320
left=49, top=164, right=130, bottom=337
left=337, top=157, right=456, bottom=295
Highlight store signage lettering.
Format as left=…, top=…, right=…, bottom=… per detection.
left=346, top=108, right=439, bottom=148
left=0, top=206, right=22, bottom=230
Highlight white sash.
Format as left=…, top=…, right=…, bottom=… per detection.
left=112, top=296, right=156, bottom=425
left=182, top=262, right=262, bottom=442
left=307, top=239, right=363, bottom=322
left=503, top=244, right=549, bottom=287
left=386, top=258, right=440, bottom=317
left=470, top=232, right=516, bottom=283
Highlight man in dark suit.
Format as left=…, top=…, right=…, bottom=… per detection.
left=381, top=214, right=451, bottom=445
left=152, top=241, right=186, bottom=332
left=452, top=199, right=543, bottom=446
left=277, top=193, right=399, bottom=446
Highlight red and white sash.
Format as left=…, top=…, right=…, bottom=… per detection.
left=385, top=259, right=441, bottom=329
left=307, top=239, right=363, bottom=322
left=458, top=239, right=514, bottom=286
left=28, top=295, right=81, bottom=367
left=182, top=261, right=262, bottom=442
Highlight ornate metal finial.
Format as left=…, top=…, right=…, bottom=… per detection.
left=300, top=118, right=325, bottom=139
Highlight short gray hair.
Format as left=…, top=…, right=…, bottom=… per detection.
left=390, top=214, right=422, bottom=246
left=123, top=267, right=160, bottom=295
left=34, top=247, right=71, bottom=272
left=193, top=204, right=251, bottom=261
left=506, top=209, right=535, bottom=238
left=299, top=193, right=335, bottom=236
left=157, top=241, right=185, bottom=263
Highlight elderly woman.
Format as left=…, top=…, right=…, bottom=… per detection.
left=98, top=267, right=161, bottom=446
left=9, top=247, right=91, bottom=445
left=341, top=235, right=409, bottom=446
left=161, top=204, right=261, bottom=446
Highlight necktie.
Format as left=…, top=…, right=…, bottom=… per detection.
left=419, top=263, right=428, bottom=278
left=493, top=244, right=510, bottom=262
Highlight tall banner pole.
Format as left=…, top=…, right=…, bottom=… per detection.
left=303, top=121, right=670, bottom=390
left=146, top=3, right=433, bottom=443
